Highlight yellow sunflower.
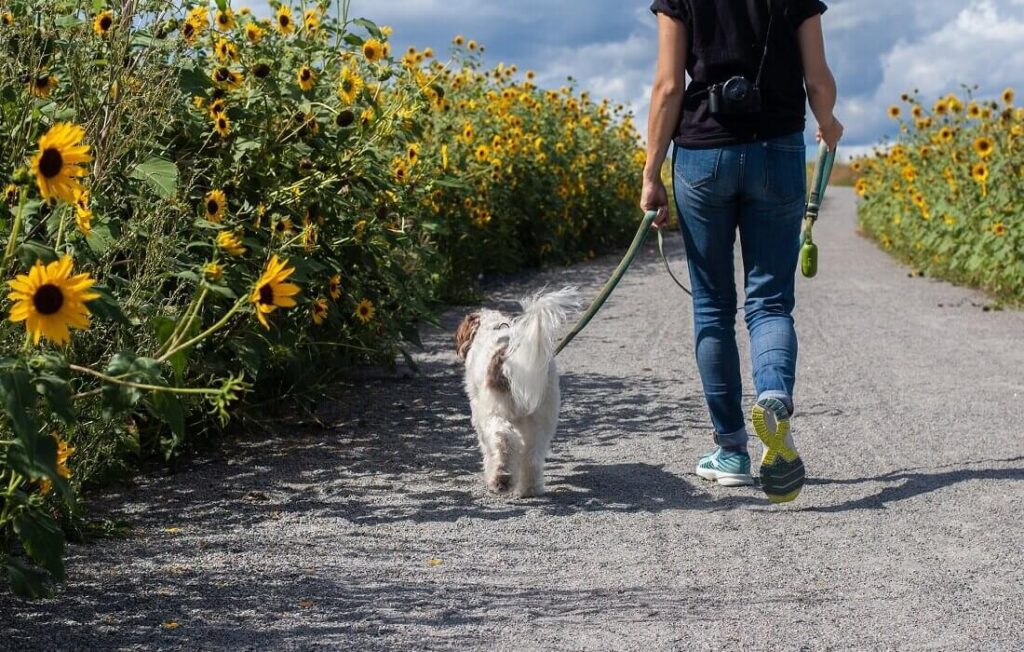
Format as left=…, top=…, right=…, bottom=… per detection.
left=311, top=297, right=329, bottom=325
left=216, top=230, right=246, bottom=256
left=273, top=216, right=294, bottom=236
left=887, top=105, right=900, bottom=120
left=1003, top=88, right=1015, bottom=106
left=275, top=5, right=294, bottom=34
left=251, top=255, right=300, bottom=329
left=30, top=74, right=58, bottom=98
left=303, top=8, right=320, bottom=33
left=297, top=65, right=316, bottom=91
left=407, top=142, right=421, bottom=164
left=967, top=102, right=982, bottom=119
left=328, top=274, right=341, bottom=300
left=4, top=183, right=19, bottom=206
left=939, top=127, right=954, bottom=143
left=245, top=23, right=264, bottom=43
left=973, top=136, right=995, bottom=158
left=855, top=178, right=868, bottom=197
left=2, top=12, right=14, bottom=26
left=74, top=188, right=93, bottom=236
left=359, top=107, right=375, bottom=127
left=7, top=256, right=99, bottom=345
left=93, top=10, right=114, bottom=37
left=213, top=112, right=231, bottom=137
left=337, top=65, right=364, bottom=104
left=212, top=66, right=243, bottom=90
left=215, top=8, right=235, bottom=30
left=203, top=261, right=224, bottom=282
left=992, top=222, right=1007, bottom=237
left=355, top=298, right=375, bottom=323
left=215, top=38, right=238, bottom=63
left=39, top=435, right=74, bottom=495
left=32, top=122, right=92, bottom=204
left=363, top=38, right=384, bottom=62
left=208, top=97, right=227, bottom=118
left=391, top=156, right=410, bottom=184
left=204, top=189, right=227, bottom=223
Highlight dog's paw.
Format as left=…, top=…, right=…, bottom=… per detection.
left=515, top=484, right=545, bottom=499
left=487, top=473, right=512, bottom=493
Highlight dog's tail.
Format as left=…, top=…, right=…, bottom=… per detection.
left=503, top=286, right=580, bottom=414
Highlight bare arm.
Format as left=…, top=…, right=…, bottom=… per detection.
left=797, top=15, right=843, bottom=149
left=641, top=13, right=688, bottom=227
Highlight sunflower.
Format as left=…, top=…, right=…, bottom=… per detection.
left=203, top=261, right=224, bottom=282
left=4, top=183, right=19, bottom=206
left=208, top=97, right=227, bottom=117
left=973, top=136, right=995, bottom=158
left=245, top=23, right=264, bottom=43
left=216, top=230, right=246, bottom=256
left=31, top=122, right=92, bottom=204
left=181, top=19, right=199, bottom=43
left=273, top=216, right=294, bottom=236
left=311, top=297, right=329, bottom=325
left=337, top=65, right=364, bottom=104
left=212, top=66, right=243, bottom=90
left=30, top=74, right=58, bottom=98
left=407, top=142, right=421, bottom=164
left=355, top=298, right=375, bottom=323
left=215, top=38, right=238, bottom=63
left=302, top=224, right=317, bottom=251
left=467, top=39, right=478, bottom=51
left=362, top=38, right=384, bottom=62
left=39, top=435, right=74, bottom=495
left=939, top=127, right=954, bottom=143
left=887, top=105, right=900, bottom=119
left=2, top=12, right=13, bottom=26
left=275, top=5, right=294, bottom=34
left=441, top=143, right=449, bottom=170
left=93, top=10, right=114, bottom=37
left=74, top=188, right=93, bottom=236
left=328, top=274, right=341, bottom=300
left=7, top=256, right=99, bottom=345
left=297, top=65, right=316, bottom=91
left=453, top=35, right=464, bottom=46
left=204, top=189, right=227, bottom=223
left=902, top=166, right=917, bottom=182
left=855, top=178, right=868, bottom=197
left=335, top=109, right=355, bottom=128
left=967, top=102, right=982, bottom=119
left=303, top=8, right=320, bottom=33
left=475, top=144, right=490, bottom=161
left=251, top=255, right=300, bottom=329
left=359, top=107, right=375, bottom=127
left=215, top=8, right=234, bottom=30
left=1002, top=88, right=1015, bottom=106
left=391, top=157, right=410, bottom=184
left=213, top=112, right=231, bottom=137
left=992, top=222, right=1007, bottom=237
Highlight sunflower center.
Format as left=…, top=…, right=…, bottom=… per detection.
left=39, top=147, right=64, bottom=179
left=33, top=283, right=65, bottom=315
left=101, top=15, right=112, bottom=30
left=280, top=15, right=290, bottom=26
left=207, top=199, right=219, bottom=215
left=301, top=69, right=311, bottom=81
left=215, top=67, right=230, bottom=82
left=258, top=284, right=275, bottom=305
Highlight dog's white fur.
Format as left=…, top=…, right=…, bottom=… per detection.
left=455, top=287, right=580, bottom=497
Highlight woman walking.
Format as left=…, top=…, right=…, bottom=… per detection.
left=641, top=0, right=843, bottom=503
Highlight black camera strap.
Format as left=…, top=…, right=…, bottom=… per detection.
left=753, top=0, right=775, bottom=90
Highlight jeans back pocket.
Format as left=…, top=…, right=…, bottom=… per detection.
left=763, top=137, right=806, bottom=204
left=677, top=147, right=721, bottom=191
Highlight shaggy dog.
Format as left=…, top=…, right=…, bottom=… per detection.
left=454, top=287, right=580, bottom=497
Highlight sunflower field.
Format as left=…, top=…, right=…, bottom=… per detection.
left=0, top=0, right=643, bottom=598
left=854, top=89, right=1024, bottom=304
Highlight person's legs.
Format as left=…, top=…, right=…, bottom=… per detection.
left=672, top=143, right=747, bottom=450
left=738, top=131, right=807, bottom=502
left=738, top=132, right=805, bottom=414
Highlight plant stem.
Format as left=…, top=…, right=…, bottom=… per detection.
left=68, top=364, right=222, bottom=396
left=2, top=187, right=28, bottom=271
left=157, top=297, right=246, bottom=363
left=158, top=287, right=208, bottom=358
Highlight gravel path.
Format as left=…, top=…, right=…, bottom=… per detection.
left=4, top=188, right=1024, bottom=651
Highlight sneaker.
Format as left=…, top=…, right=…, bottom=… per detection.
left=695, top=447, right=754, bottom=487
left=751, top=397, right=805, bottom=504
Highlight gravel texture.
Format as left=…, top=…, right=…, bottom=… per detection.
left=3, top=188, right=1024, bottom=651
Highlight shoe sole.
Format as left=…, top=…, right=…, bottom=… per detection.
left=751, top=403, right=805, bottom=504
left=695, top=466, right=754, bottom=487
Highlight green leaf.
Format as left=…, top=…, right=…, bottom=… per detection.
left=35, top=374, right=75, bottom=424
left=215, top=0, right=228, bottom=12
left=13, top=510, right=66, bottom=582
left=0, top=368, right=39, bottom=443
left=87, top=285, right=130, bottom=325
left=129, top=157, right=178, bottom=199
left=353, top=17, right=382, bottom=38
left=4, top=557, right=54, bottom=600
left=148, top=392, right=186, bottom=459
left=17, top=240, right=58, bottom=267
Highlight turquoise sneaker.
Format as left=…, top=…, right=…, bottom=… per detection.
left=695, top=447, right=754, bottom=487
left=751, top=397, right=805, bottom=504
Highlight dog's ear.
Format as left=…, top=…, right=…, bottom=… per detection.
left=454, top=313, right=481, bottom=361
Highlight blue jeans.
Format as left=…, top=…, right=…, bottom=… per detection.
left=671, top=132, right=805, bottom=449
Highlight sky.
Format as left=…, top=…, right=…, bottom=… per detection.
left=294, top=1, right=1024, bottom=160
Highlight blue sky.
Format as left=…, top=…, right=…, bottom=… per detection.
left=288, top=1, right=1024, bottom=160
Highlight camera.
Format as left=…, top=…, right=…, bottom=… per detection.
left=708, top=76, right=762, bottom=115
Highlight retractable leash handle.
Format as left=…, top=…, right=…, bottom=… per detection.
left=554, top=210, right=658, bottom=356
left=800, top=142, right=837, bottom=278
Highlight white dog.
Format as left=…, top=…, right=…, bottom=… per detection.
left=454, top=287, right=580, bottom=497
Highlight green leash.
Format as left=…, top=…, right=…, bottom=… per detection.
left=555, top=143, right=837, bottom=356
left=799, top=142, right=837, bottom=278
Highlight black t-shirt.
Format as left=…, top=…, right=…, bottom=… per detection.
left=650, top=0, right=827, bottom=148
